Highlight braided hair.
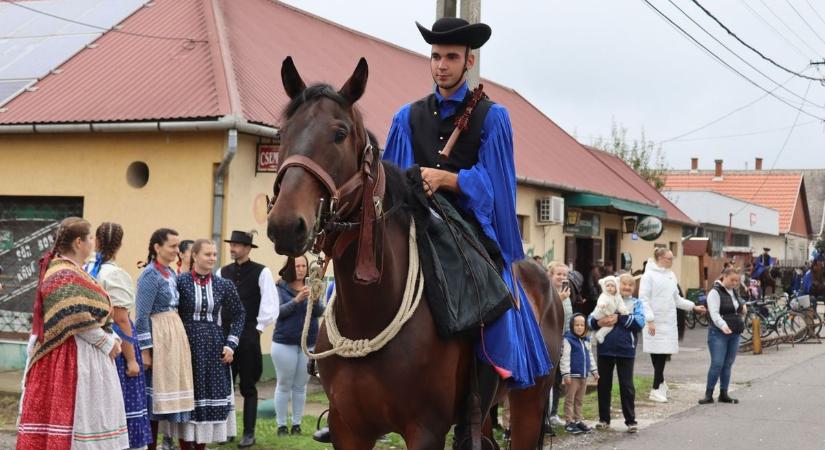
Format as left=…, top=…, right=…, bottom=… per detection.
left=87, top=222, right=124, bottom=277
left=138, top=228, right=179, bottom=269
left=33, top=217, right=92, bottom=341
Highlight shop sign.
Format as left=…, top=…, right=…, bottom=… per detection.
left=636, top=216, right=664, bottom=241
left=256, top=144, right=279, bottom=173
left=565, top=212, right=600, bottom=236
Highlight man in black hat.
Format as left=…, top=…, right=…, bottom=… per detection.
left=218, top=230, right=278, bottom=448
left=758, top=247, right=772, bottom=268
left=382, top=17, right=552, bottom=446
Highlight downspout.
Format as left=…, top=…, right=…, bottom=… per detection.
left=212, top=128, right=237, bottom=267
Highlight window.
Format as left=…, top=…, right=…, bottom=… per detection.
left=0, top=196, right=83, bottom=338
left=731, top=233, right=750, bottom=247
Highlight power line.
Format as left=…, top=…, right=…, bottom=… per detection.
left=732, top=80, right=813, bottom=217
left=672, top=0, right=825, bottom=110
left=641, top=0, right=825, bottom=122
left=758, top=0, right=822, bottom=57
left=739, top=1, right=809, bottom=59
left=805, top=0, right=825, bottom=30
left=689, top=0, right=825, bottom=82
left=666, top=119, right=819, bottom=143
left=785, top=1, right=825, bottom=49
left=660, top=73, right=798, bottom=143
left=1, top=0, right=207, bottom=44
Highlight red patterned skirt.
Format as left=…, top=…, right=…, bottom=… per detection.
left=17, top=336, right=78, bottom=450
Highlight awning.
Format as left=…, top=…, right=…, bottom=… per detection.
left=565, top=193, right=667, bottom=218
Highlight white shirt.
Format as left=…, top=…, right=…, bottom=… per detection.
left=218, top=265, right=279, bottom=332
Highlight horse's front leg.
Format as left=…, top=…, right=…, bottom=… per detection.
left=328, top=407, right=378, bottom=450
left=508, top=376, right=551, bottom=450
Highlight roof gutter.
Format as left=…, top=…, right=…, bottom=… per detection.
left=0, top=115, right=279, bottom=138
left=212, top=128, right=238, bottom=267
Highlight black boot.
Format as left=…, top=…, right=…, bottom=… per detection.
left=452, top=363, right=499, bottom=450
left=238, top=397, right=257, bottom=448
left=312, top=427, right=331, bottom=443
left=698, top=389, right=714, bottom=405
left=718, top=389, right=739, bottom=404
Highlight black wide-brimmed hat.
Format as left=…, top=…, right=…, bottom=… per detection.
left=416, top=17, right=491, bottom=49
left=224, top=230, right=258, bottom=248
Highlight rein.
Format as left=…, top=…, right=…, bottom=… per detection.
left=301, top=221, right=424, bottom=360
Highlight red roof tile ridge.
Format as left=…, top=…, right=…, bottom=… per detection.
left=208, top=0, right=241, bottom=116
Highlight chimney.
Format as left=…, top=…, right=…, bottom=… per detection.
left=690, top=157, right=699, bottom=173
left=755, top=157, right=763, bottom=171
left=714, top=159, right=723, bottom=180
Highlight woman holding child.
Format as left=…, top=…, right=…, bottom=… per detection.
left=589, top=273, right=645, bottom=433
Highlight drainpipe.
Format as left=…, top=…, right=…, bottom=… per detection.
left=212, top=129, right=238, bottom=267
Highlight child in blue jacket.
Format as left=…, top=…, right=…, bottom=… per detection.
left=560, top=313, right=599, bottom=434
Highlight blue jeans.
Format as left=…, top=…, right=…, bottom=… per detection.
left=706, top=326, right=740, bottom=391
left=271, top=342, right=311, bottom=427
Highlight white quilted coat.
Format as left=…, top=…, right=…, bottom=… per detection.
left=640, top=259, right=695, bottom=354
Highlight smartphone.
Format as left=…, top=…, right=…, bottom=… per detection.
left=562, top=280, right=569, bottom=290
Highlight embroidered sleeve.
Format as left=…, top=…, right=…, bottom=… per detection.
left=223, top=281, right=246, bottom=351
left=135, top=270, right=156, bottom=349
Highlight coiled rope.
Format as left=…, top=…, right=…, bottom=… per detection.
left=301, top=221, right=423, bottom=359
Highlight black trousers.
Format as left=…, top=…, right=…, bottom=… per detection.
left=232, top=328, right=263, bottom=398
left=650, top=353, right=669, bottom=389
left=597, top=356, right=636, bottom=425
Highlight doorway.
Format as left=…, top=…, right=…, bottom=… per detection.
left=605, top=229, right=619, bottom=273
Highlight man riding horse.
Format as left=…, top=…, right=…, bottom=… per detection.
left=313, top=17, right=552, bottom=447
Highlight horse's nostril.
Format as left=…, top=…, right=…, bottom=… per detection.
left=295, top=217, right=307, bottom=236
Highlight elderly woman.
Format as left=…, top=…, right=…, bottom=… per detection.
left=589, top=273, right=645, bottom=433
left=699, top=266, right=747, bottom=405
left=640, top=248, right=706, bottom=403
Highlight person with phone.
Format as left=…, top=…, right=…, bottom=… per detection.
left=545, top=261, right=574, bottom=431
left=272, top=256, right=325, bottom=437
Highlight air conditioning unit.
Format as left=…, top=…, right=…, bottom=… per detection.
left=537, top=196, right=564, bottom=224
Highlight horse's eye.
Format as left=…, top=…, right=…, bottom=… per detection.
left=334, top=129, right=348, bottom=143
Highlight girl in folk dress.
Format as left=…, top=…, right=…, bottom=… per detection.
left=164, top=239, right=245, bottom=449
left=87, top=223, right=153, bottom=450
left=17, top=217, right=129, bottom=450
left=135, top=228, right=195, bottom=450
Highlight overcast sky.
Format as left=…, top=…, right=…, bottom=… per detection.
left=282, top=0, right=825, bottom=171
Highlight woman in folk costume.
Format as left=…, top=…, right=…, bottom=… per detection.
left=161, top=239, right=244, bottom=449
left=86, top=223, right=153, bottom=450
left=17, top=217, right=129, bottom=450
left=135, top=228, right=194, bottom=450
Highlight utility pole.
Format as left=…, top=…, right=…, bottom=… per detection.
left=436, top=0, right=481, bottom=88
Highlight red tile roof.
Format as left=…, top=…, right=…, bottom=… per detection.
left=0, top=0, right=692, bottom=224
left=664, top=172, right=807, bottom=233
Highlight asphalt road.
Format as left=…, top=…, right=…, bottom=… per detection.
left=594, top=336, right=825, bottom=449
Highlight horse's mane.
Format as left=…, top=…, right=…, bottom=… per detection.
left=381, top=161, right=410, bottom=216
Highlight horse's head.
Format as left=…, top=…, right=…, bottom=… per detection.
left=267, top=56, right=370, bottom=256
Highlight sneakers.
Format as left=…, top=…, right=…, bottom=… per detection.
left=576, top=422, right=592, bottom=434
left=277, top=425, right=289, bottom=436
left=564, top=422, right=583, bottom=434
left=661, top=381, right=669, bottom=393
left=549, top=415, right=565, bottom=427
left=594, top=421, right=610, bottom=430
left=290, top=425, right=302, bottom=435
left=648, top=387, right=668, bottom=403
left=626, top=424, right=638, bottom=433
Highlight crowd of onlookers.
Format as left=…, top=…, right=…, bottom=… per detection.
left=15, top=218, right=324, bottom=450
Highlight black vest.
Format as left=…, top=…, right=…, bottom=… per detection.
left=713, top=284, right=744, bottom=334
left=409, top=90, right=494, bottom=174
left=221, top=260, right=265, bottom=333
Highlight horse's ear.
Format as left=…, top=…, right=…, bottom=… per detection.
left=281, top=56, right=306, bottom=100
left=338, top=57, right=368, bottom=105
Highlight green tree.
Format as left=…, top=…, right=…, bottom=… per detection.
left=591, top=120, right=668, bottom=190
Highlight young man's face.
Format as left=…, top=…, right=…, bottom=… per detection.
left=430, top=44, right=474, bottom=91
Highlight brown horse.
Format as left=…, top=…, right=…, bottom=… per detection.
left=266, top=56, right=561, bottom=450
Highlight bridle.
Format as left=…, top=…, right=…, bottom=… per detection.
left=267, top=124, right=397, bottom=284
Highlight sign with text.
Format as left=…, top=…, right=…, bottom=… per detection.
left=564, top=212, right=600, bottom=236
left=256, top=144, right=279, bottom=173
